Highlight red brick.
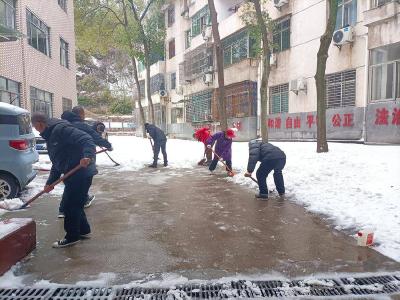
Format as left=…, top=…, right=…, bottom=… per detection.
left=0, top=218, right=36, bottom=276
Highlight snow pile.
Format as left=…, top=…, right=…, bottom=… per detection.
left=97, top=136, right=400, bottom=261
left=0, top=198, right=23, bottom=212
left=0, top=221, right=21, bottom=239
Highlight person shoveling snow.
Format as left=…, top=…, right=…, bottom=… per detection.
left=206, top=129, right=236, bottom=177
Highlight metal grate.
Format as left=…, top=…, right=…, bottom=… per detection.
left=326, top=69, right=356, bottom=109
left=1, top=274, right=399, bottom=299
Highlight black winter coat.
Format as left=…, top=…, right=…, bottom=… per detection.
left=247, top=141, right=286, bottom=173
left=41, top=119, right=97, bottom=185
left=61, top=111, right=112, bottom=149
left=145, top=124, right=166, bottom=142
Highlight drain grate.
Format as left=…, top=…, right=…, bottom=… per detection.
left=0, top=274, right=399, bottom=299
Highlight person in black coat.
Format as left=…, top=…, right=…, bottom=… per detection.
left=245, top=140, right=286, bottom=199
left=145, top=123, right=167, bottom=168
left=60, top=111, right=112, bottom=214
left=31, top=113, right=97, bottom=248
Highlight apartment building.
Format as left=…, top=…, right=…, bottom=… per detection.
left=133, top=0, right=400, bottom=143
left=0, top=0, right=77, bottom=118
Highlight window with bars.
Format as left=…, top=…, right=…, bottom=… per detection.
left=150, top=74, right=165, bottom=94
left=185, top=29, right=191, bottom=49
left=273, top=17, right=290, bottom=53
left=213, top=81, right=257, bottom=119
left=336, top=0, right=357, bottom=29
left=369, top=43, right=400, bottom=102
left=167, top=5, right=175, bottom=27
left=171, top=107, right=183, bottom=123
left=60, top=38, right=69, bottom=68
left=62, top=97, right=72, bottom=112
left=30, top=86, right=53, bottom=117
left=169, top=39, right=175, bottom=59
left=170, top=73, right=176, bottom=90
left=0, top=76, right=20, bottom=107
left=191, top=5, right=210, bottom=37
left=325, top=69, right=356, bottom=108
left=27, top=10, right=51, bottom=56
left=58, top=0, right=67, bottom=12
left=184, top=45, right=213, bottom=80
left=185, top=90, right=212, bottom=123
left=223, top=30, right=255, bottom=67
left=0, top=0, right=16, bottom=30
left=270, top=83, right=289, bottom=114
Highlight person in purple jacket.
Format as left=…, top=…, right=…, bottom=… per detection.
left=206, top=129, right=236, bottom=175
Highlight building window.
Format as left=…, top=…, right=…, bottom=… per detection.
left=58, top=0, right=67, bottom=12
left=30, top=86, right=53, bottom=117
left=273, top=17, right=290, bottom=53
left=370, top=43, right=400, bottom=102
left=326, top=69, right=356, bottom=108
left=0, top=0, right=16, bottom=30
left=167, top=5, right=175, bottom=27
left=223, top=30, right=255, bottom=67
left=62, top=97, right=72, bottom=112
left=191, top=5, right=210, bottom=37
left=185, top=90, right=212, bottom=123
left=171, top=107, right=183, bottom=123
left=336, top=0, right=357, bottom=29
left=170, top=73, right=176, bottom=90
left=371, top=0, right=394, bottom=8
left=60, top=38, right=69, bottom=68
left=168, top=39, right=175, bottom=59
left=26, top=10, right=51, bottom=56
left=184, top=45, right=213, bottom=80
left=270, top=83, right=289, bottom=114
left=185, top=30, right=191, bottom=49
left=150, top=74, right=165, bottom=94
left=0, top=76, right=20, bottom=107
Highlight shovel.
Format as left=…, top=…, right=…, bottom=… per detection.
left=209, top=147, right=235, bottom=177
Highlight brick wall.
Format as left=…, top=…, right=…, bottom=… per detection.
left=0, top=0, right=77, bottom=117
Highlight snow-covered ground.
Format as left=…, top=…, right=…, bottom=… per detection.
left=95, top=136, right=400, bottom=262
left=1, top=136, right=399, bottom=262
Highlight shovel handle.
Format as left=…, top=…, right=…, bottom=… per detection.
left=209, top=147, right=234, bottom=175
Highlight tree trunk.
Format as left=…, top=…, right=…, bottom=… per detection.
left=314, top=0, right=338, bottom=153
left=208, top=0, right=227, bottom=131
left=252, top=0, right=270, bottom=142
left=131, top=57, right=147, bottom=137
left=128, top=0, right=155, bottom=124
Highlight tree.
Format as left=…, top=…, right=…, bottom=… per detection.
left=207, top=0, right=227, bottom=131
left=314, top=0, right=338, bottom=153
left=241, top=0, right=274, bottom=142
left=74, top=0, right=165, bottom=134
left=127, top=0, right=165, bottom=125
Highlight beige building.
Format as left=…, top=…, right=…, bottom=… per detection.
left=0, top=0, right=77, bottom=118
left=134, top=0, right=400, bottom=143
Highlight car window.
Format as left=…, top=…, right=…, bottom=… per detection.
left=0, top=114, right=18, bottom=125
left=18, top=113, right=32, bottom=135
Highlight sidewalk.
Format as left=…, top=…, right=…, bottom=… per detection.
left=3, top=167, right=400, bottom=286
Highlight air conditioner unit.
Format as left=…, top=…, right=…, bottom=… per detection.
left=181, top=9, right=189, bottom=19
left=203, top=73, right=213, bottom=85
left=270, top=53, right=277, bottom=66
left=333, top=26, right=354, bottom=46
left=274, top=0, right=288, bottom=8
left=202, top=26, right=212, bottom=41
left=290, top=78, right=307, bottom=95
left=159, top=90, right=168, bottom=97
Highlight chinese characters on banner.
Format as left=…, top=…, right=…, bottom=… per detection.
left=267, top=113, right=356, bottom=129
left=375, top=107, right=400, bottom=126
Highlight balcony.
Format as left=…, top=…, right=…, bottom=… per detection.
left=363, top=1, right=400, bottom=27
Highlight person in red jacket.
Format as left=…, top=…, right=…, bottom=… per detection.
left=194, top=127, right=212, bottom=166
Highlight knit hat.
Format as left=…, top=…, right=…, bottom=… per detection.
left=226, top=128, right=236, bottom=138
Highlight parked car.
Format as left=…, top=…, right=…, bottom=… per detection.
left=0, top=103, right=38, bottom=200
left=33, top=128, right=47, bottom=154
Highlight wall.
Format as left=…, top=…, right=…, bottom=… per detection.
left=0, top=0, right=77, bottom=117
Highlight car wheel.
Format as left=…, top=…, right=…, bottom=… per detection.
left=0, top=174, right=19, bottom=200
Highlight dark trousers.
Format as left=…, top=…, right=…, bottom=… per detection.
left=153, top=140, right=167, bottom=164
left=59, top=176, right=93, bottom=213
left=209, top=159, right=232, bottom=171
left=256, top=158, right=286, bottom=195
left=63, top=173, right=92, bottom=241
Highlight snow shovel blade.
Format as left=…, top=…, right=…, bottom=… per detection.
left=198, top=158, right=207, bottom=166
